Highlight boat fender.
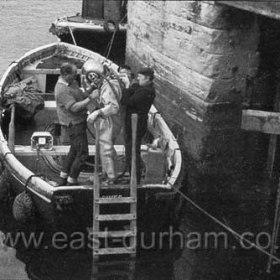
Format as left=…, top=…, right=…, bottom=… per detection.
left=13, top=191, right=34, bottom=223
left=103, top=20, right=119, bottom=33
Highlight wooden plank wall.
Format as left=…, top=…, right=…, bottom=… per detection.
left=82, top=0, right=122, bottom=21
left=218, top=1, right=280, bottom=21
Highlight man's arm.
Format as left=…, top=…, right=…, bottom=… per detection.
left=81, top=81, right=98, bottom=96
left=70, top=90, right=99, bottom=113
left=69, top=97, right=91, bottom=113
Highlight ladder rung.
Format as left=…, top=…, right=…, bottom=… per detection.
left=94, top=260, right=135, bottom=267
left=92, top=270, right=133, bottom=278
left=96, top=214, right=136, bottom=221
left=96, top=197, right=136, bottom=204
left=93, top=247, right=136, bottom=255
left=91, top=230, right=136, bottom=238
left=100, top=184, right=130, bottom=189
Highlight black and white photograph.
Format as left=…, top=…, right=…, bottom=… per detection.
left=0, top=1, right=280, bottom=279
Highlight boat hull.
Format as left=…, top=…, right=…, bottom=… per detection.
left=7, top=172, right=180, bottom=232
left=0, top=42, right=182, bottom=231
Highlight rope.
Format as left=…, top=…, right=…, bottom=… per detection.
left=87, top=125, right=96, bottom=141
left=3, top=151, right=12, bottom=160
left=104, top=31, right=117, bottom=59
left=68, top=26, right=77, bottom=46
left=24, top=174, right=45, bottom=191
left=267, top=179, right=280, bottom=272
left=104, top=77, right=121, bottom=104
left=172, top=186, right=280, bottom=265
left=104, top=14, right=127, bottom=59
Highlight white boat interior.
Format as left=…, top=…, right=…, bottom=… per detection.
left=0, top=43, right=182, bottom=201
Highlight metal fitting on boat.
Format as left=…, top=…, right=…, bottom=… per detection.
left=54, top=194, right=74, bottom=212
left=103, top=20, right=119, bottom=32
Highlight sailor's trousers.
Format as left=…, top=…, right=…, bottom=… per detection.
left=61, top=121, right=88, bottom=179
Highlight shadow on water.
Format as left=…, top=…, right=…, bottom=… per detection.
left=172, top=186, right=280, bottom=280
left=0, top=198, right=181, bottom=280
left=2, top=159, right=280, bottom=279
left=2, top=186, right=280, bottom=279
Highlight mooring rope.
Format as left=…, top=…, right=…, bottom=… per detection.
left=68, top=26, right=77, bottom=46
left=267, top=180, right=280, bottom=272
left=24, top=174, right=46, bottom=190
left=172, top=186, right=280, bottom=264
left=104, top=14, right=127, bottom=59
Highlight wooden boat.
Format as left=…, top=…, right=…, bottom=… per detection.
left=0, top=42, right=182, bottom=230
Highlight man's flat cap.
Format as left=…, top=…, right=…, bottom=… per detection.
left=138, top=67, right=154, bottom=78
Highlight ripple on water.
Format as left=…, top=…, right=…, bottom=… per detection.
left=0, top=0, right=81, bottom=75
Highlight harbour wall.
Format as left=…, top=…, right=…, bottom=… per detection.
left=125, top=1, right=280, bottom=198
left=126, top=2, right=280, bottom=278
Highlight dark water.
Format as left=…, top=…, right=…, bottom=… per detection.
left=0, top=197, right=176, bottom=280
left=1, top=1, right=280, bottom=280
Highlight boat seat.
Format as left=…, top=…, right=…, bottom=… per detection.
left=14, top=145, right=149, bottom=156
left=22, top=68, right=61, bottom=75
left=22, top=68, right=82, bottom=75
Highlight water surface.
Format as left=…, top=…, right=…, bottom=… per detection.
left=0, top=0, right=81, bottom=75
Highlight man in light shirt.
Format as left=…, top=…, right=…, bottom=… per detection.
left=55, top=62, right=97, bottom=186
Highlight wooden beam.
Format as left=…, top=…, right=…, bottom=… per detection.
left=14, top=144, right=148, bottom=156
left=22, top=69, right=82, bottom=75
left=218, top=1, right=280, bottom=21
left=241, top=110, right=280, bottom=135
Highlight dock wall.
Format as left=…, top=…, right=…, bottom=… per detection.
left=126, top=1, right=263, bottom=196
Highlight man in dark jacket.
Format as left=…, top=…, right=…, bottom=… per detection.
left=121, top=67, right=156, bottom=183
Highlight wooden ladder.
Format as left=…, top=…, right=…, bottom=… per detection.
left=91, top=115, right=138, bottom=258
